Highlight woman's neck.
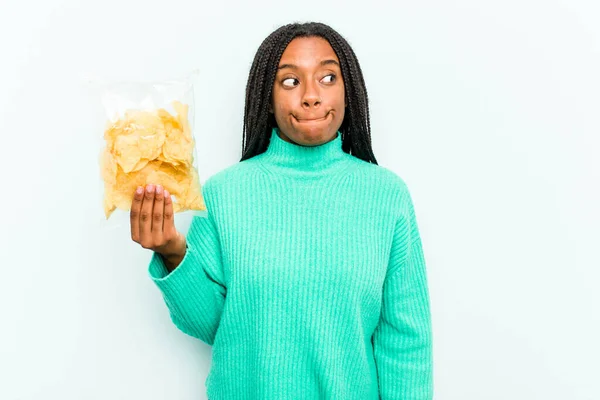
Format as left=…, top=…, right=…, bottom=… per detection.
left=257, top=127, right=351, bottom=179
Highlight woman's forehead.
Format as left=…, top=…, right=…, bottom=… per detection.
left=279, top=37, right=339, bottom=66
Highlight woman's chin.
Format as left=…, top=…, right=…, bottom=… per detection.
left=291, top=131, right=337, bottom=147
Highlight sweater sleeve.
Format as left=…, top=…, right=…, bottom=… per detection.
left=147, top=184, right=226, bottom=346
left=373, top=188, right=434, bottom=399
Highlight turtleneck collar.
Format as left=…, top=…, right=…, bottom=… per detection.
left=258, top=126, right=350, bottom=179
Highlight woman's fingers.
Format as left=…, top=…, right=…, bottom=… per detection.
left=163, top=189, right=176, bottom=240
left=130, top=186, right=144, bottom=242
left=130, top=183, right=178, bottom=253
left=139, top=184, right=155, bottom=248
left=152, top=185, right=165, bottom=243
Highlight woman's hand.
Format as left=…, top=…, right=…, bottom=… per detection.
left=130, top=184, right=186, bottom=264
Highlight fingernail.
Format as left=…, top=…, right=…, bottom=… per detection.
left=146, top=184, right=154, bottom=193
left=136, top=186, right=143, bottom=194
left=156, top=185, right=163, bottom=195
left=164, top=189, right=169, bottom=197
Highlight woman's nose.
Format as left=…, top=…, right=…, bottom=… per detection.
left=302, top=81, right=322, bottom=108
left=303, top=96, right=321, bottom=108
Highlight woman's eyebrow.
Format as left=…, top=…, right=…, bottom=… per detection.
left=277, top=59, right=340, bottom=70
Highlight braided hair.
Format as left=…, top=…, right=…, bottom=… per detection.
left=240, top=21, right=378, bottom=165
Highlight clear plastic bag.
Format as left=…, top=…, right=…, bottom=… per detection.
left=96, top=71, right=206, bottom=221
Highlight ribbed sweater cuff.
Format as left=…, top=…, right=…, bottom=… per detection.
left=148, top=245, right=198, bottom=282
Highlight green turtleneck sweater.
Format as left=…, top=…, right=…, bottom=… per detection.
left=148, top=127, right=433, bottom=399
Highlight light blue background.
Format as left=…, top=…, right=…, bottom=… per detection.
left=1, top=0, right=598, bottom=399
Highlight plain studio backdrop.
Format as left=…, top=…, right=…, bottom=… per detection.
left=1, top=0, right=598, bottom=399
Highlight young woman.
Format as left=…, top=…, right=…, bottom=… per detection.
left=131, top=21, right=433, bottom=400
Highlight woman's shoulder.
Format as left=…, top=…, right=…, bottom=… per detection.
left=201, top=159, right=263, bottom=194
left=348, top=157, right=411, bottom=196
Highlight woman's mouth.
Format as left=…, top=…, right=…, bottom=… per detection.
left=294, top=112, right=330, bottom=123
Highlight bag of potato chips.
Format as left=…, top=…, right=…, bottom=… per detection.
left=97, top=71, right=206, bottom=220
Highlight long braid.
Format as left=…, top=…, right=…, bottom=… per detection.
left=240, top=22, right=378, bottom=165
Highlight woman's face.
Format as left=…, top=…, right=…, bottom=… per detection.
left=270, top=36, right=346, bottom=146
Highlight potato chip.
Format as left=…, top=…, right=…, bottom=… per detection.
left=100, top=150, right=117, bottom=187
left=100, top=100, right=206, bottom=219
left=162, top=135, right=194, bottom=166
left=113, top=135, right=143, bottom=173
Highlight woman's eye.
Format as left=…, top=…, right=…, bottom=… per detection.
left=282, top=78, right=298, bottom=87
left=282, top=74, right=336, bottom=87
left=322, top=74, right=336, bottom=83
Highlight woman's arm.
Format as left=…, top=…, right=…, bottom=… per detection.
left=148, top=181, right=227, bottom=346
left=373, top=185, right=434, bottom=399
